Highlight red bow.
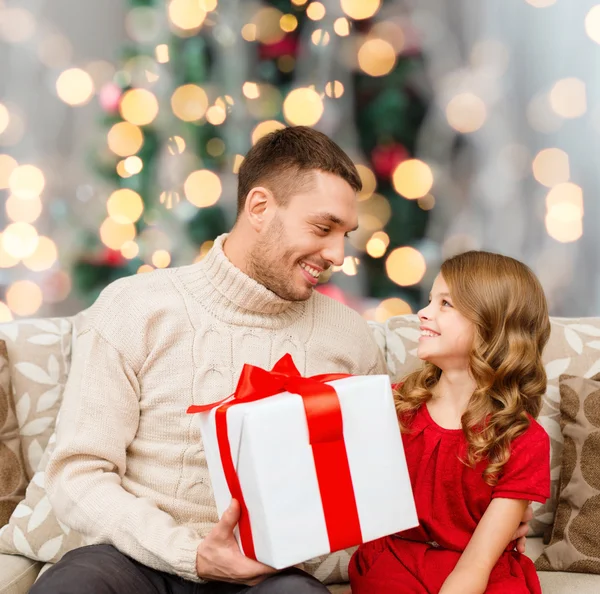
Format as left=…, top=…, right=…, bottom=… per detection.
left=188, top=354, right=363, bottom=560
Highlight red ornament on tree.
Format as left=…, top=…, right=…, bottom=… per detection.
left=100, top=248, right=126, bottom=267
left=99, top=82, right=122, bottom=113
left=371, top=143, right=410, bottom=179
left=259, top=34, right=299, bottom=60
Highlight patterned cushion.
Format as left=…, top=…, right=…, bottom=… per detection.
left=0, top=341, right=28, bottom=526
left=0, top=319, right=72, bottom=480
left=0, top=318, right=76, bottom=562
left=535, top=373, right=600, bottom=573
left=0, top=432, right=83, bottom=562
left=378, top=314, right=600, bottom=537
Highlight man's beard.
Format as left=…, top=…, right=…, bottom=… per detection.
left=246, top=217, right=310, bottom=302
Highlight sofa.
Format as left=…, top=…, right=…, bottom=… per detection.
left=0, top=311, right=599, bottom=593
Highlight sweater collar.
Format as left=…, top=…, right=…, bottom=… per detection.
left=175, top=233, right=308, bottom=327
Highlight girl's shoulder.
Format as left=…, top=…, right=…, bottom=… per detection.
left=511, top=414, right=549, bottom=450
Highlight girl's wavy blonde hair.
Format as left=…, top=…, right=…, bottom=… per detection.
left=395, top=251, right=551, bottom=485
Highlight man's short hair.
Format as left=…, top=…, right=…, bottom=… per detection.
left=236, top=126, right=362, bottom=216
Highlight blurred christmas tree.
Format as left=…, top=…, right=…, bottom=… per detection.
left=74, top=0, right=431, bottom=315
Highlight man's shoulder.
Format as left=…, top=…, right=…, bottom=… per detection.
left=310, top=290, right=371, bottom=337
left=85, top=268, right=180, bottom=328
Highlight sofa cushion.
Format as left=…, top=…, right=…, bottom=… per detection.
left=0, top=341, right=28, bottom=527
left=378, top=314, right=600, bottom=538
left=0, top=432, right=84, bottom=563
left=536, top=373, right=600, bottom=574
left=0, top=552, right=41, bottom=594
left=0, top=319, right=72, bottom=481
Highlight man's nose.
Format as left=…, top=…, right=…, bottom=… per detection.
left=322, top=236, right=345, bottom=267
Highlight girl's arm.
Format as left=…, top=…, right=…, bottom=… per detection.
left=439, top=497, right=528, bottom=594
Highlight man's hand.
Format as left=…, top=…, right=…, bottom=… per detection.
left=511, top=502, right=533, bottom=554
left=196, top=499, right=277, bottom=585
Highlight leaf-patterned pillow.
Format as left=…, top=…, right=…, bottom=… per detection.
left=0, top=431, right=84, bottom=562
left=0, top=318, right=72, bottom=480
left=0, top=340, right=29, bottom=526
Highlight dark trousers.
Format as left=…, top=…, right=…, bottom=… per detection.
left=29, top=545, right=330, bottom=594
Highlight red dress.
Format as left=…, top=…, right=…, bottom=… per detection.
left=349, top=404, right=550, bottom=593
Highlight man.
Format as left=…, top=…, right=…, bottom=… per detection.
left=34, top=127, right=531, bottom=593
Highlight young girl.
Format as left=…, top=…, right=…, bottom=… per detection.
left=350, top=251, right=551, bottom=594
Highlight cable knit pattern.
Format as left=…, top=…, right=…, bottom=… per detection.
left=45, top=234, right=387, bottom=583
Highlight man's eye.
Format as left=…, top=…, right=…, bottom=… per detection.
left=316, top=226, right=330, bottom=234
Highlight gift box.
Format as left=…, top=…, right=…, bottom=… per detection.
left=188, top=354, right=418, bottom=570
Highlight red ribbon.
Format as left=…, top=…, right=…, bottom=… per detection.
left=187, top=354, right=363, bottom=560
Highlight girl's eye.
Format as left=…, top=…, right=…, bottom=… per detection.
left=442, top=299, right=452, bottom=307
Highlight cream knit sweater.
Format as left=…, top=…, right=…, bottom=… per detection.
left=46, top=233, right=387, bottom=583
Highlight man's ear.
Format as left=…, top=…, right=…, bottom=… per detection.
left=245, top=186, right=275, bottom=231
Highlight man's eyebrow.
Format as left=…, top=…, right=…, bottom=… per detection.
left=313, top=212, right=359, bottom=231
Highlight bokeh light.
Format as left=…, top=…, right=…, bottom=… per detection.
left=0, top=302, right=13, bottom=322
left=341, top=0, right=381, bottom=20
left=252, top=120, right=286, bottom=145
left=120, top=240, right=139, bottom=259
left=0, top=8, right=37, bottom=44
left=252, top=7, right=286, bottom=44
left=356, top=164, right=377, bottom=201
left=546, top=182, right=583, bottom=218
left=325, top=81, right=344, bottom=98
left=124, top=156, right=143, bottom=175
left=152, top=250, right=171, bottom=268
left=358, top=39, right=396, bottom=77
left=99, top=218, right=136, bottom=250
left=334, top=18, right=351, bottom=36
left=119, top=88, right=159, bottom=126
left=41, top=270, right=72, bottom=304
left=168, top=0, right=207, bottom=31
left=23, top=236, right=58, bottom=272
left=386, top=247, right=426, bottom=286
left=392, top=159, right=434, bottom=199
left=341, top=256, right=359, bottom=276
left=107, top=188, right=144, bottom=224
left=6, top=281, right=43, bottom=317
left=0, top=233, right=19, bottom=268
left=280, top=14, right=298, bottom=33
left=526, top=0, right=557, bottom=7
left=184, top=169, right=222, bottom=207
left=375, top=297, right=412, bottom=322
left=283, top=87, right=324, bottom=126
left=585, top=5, right=600, bottom=44
left=549, top=78, right=587, bottom=119
left=107, top=122, right=144, bottom=157
left=207, top=137, right=225, bottom=156
left=171, top=84, right=209, bottom=121
left=446, top=93, right=487, bottom=133
left=0, top=154, right=18, bottom=189
left=6, top=195, right=42, bottom=223
left=311, top=29, right=330, bottom=46
left=2, top=222, right=39, bottom=259
left=532, top=148, right=570, bottom=188
left=8, top=165, right=45, bottom=199
left=545, top=215, right=582, bottom=243
left=56, top=68, right=95, bottom=106
left=206, top=105, right=226, bottom=125
left=366, top=231, right=390, bottom=258
left=306, top=2, right=326, bottom=21
left=0, top=103, right=9, bottom=135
